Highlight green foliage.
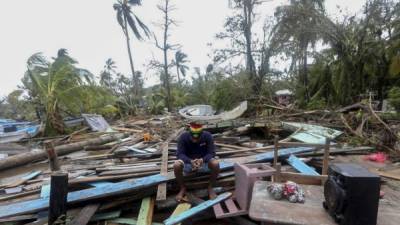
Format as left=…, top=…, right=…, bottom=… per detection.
left=211, top=73, right=251, bottom=111
left=146, top=87, right=166, bottom=115
left=172, top=86, right=190, bottom=108
left=22, top=50, right=116, bottom=135
left=388, top=86, right=400, bottom=111
left=99, top=105, right=119, bottom=119
left=0, top=90, right=36, bottom=121
left=390, top=55, right=400, bottom=77
left=273, top=0, right=400, bottom=107
left=306, top=98, right=327, bottom=110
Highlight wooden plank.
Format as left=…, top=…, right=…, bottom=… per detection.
left=5, top=170, right=42, bottom=188
left=156, top=128, right=184, bottom=201
left=90, top=211, right=121, bottom=222
left=137, top=197, right=155, bottom=225
left=273, top=136, right=278, bottom=168
left=279, top=172, right=326, bottom=185
left=286, top=155, right=319, bottom=175
left=322, top=139, right=330, bottom=175
left=249, top=181, right=337, bottom=225
left=0, top=147, right=314, bottom=218
left=0, top=214, right=37, bottom=223
left=170, top=203, right=191, bottom=225
left=67, top=204, right=100, bottom=225
left=0, top=189, right=40, bottom=201
left=164, top=192, right=232, bottom=225
left=156, top=143, right=169, bottom=201
left=224, top=198, right=239, bottom=213
left=212, top=204, right=225, bottom=217
left=375, top=170, right=400, bottom=181
left=108, top=218, right=163, bottom=225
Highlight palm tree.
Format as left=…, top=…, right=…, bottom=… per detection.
left=273, top=0, right=325, bottom=103
left=113, top=0, right=150, bottom=94
left=26, top=51, right=84, bottom=135
left=174, top=50, right=189, bottom=84
left=100, top=58, right=117, bottom=89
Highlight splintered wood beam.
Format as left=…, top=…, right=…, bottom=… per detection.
left=67, top=204, right=100, bottom=225
left=322, top=138, right=331, bottom=176
left=45, top=141, right=60, bottom=171
left=156, top=143, right=169, bottom=201
left=137, top=197, right=155, bottom=225
left=4, top=170, right=42, bottom=188
left=170, top=203, right=191, bottom=225
left=164, top=192, right=232, bottom=225
left=156, top=128, right=184, bottom=201
left=273, top=136, right=279, bottom=168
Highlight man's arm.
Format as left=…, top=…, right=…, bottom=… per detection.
left=177, top=134, right=191, bottom=164
left=203, top=133, right=216, bottom=163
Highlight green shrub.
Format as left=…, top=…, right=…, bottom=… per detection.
left=306, top=98, right=327, bottom=110
left=388, top=86, right=400, bottom=111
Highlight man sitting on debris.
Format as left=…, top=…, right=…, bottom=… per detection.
left=174, top=122, right=220, bottom=202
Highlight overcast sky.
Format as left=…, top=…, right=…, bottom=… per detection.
left=0, top=0, right=365, bottom=97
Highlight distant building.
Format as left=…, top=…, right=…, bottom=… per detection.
left=275, top=89, right=293, bottom=106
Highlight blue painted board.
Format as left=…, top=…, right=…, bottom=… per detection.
left=40, top=184, right=50, bottom=198
left=0, top=147, right=314, bottom=218
left=164, top=192, right=232, bottom=225
left=286, top=155, right=319, bottom=175
left=89, top=181, right=114, bottom=188
left=0, top=174, right=169, bottom=218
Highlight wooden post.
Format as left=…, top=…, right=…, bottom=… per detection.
left=48, top=172, right=68, bottom=225
left=322, top=138, right=330, bottom=176
left=45, top=142, right=60, bottom=171
left=273, top=136, right=279, bottom=168
left=274, top=163, right=281, bottom=183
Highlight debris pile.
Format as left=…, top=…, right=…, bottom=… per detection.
left=0, top=107, right=399, bottom=225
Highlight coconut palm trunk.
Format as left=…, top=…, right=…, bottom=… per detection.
left=176, top=65, right=182, bottom=86
left=123, top=13, right=138, bottom=97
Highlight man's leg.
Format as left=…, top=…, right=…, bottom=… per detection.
left=174, top=160, right=186, bottom=202
left=207, top=159, right=220, bottom=199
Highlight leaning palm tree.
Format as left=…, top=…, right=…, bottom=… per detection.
left=113, top=0, right=150, bottom=92
left=26, top=51, right=83, bottom=135
left=174, top=50, right=189, bottom=85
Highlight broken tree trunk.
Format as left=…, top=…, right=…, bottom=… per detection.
left=0, top=133, right=128, bottom=171
left=45, top=142, right=60, bottom=171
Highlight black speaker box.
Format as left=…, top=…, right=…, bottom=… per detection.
left=323, top=163, right=380, bottom=225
